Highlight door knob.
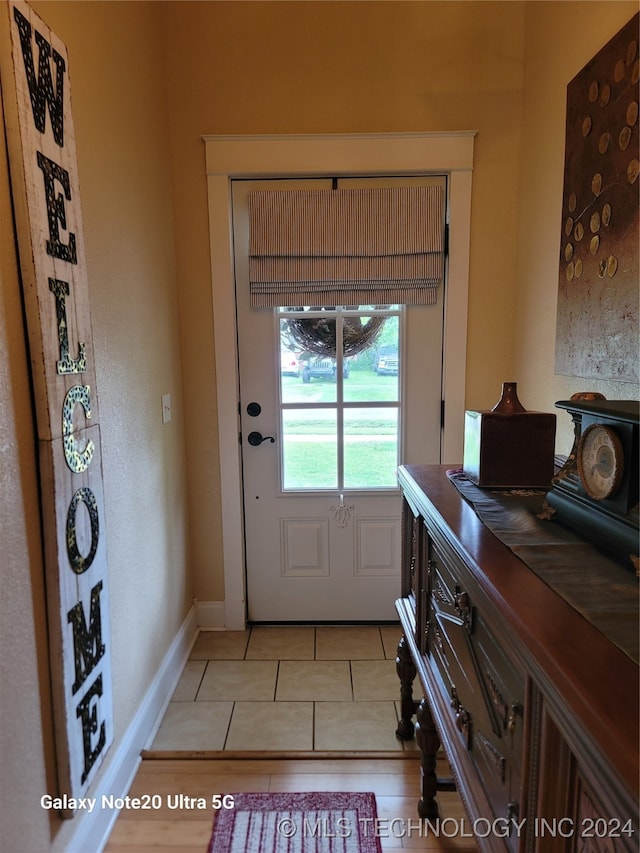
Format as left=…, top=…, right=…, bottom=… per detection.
left=247, top=431, right=275, bottom=446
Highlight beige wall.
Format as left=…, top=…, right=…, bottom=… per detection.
left=160, top=0, right=638, bottom=605
left=0, top=2, right=637, bottom=851
left=1, top=2, right=191, bottom=850
left=515, top=1, right=639, bottom=452
left=160, top=0, right=529, bottom=602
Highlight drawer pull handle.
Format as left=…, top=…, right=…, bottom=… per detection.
left=507, top=702, right=523, bottom=735
left=507, top=801, right=519, bottom=835
left=454, top=589, right=473, bottom=632
left=434, top=626, right=446, bottom=658
left=455, top=706, right=471, bottom=733
left=450, top=688, right=472, bottom=748
left=427, top=558, right=435, bottom=581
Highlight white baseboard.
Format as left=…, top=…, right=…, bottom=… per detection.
left=195, top=599, right=227, bottom=629
left=67, top=604, right=199, bottom=853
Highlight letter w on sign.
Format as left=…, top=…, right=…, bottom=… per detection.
left=0, top=0, right=113, bottom=814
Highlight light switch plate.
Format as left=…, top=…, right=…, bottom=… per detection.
left=162, top=393, right=171, bottom=424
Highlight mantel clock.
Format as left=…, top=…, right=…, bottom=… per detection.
left=546, top=398, right=639, bottom=566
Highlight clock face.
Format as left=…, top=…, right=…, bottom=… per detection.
left=577, top=424, right=624, bottom=501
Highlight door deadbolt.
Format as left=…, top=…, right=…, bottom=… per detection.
left=246, top=402, right=261, bottom=417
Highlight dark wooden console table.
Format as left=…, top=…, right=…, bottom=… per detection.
left=395, top=464, right=638, bottom=853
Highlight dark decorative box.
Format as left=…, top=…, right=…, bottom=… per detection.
left=463, top=383, right=556, bottom=489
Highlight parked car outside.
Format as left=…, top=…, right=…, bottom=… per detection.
left=280, top=348, right=301, bottom=376
left=300, top=353, right=350, bottom=383
left=375, top=345, right=399, bottom=375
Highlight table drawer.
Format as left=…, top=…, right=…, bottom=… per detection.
left=427, top=535, right=525, bottom=842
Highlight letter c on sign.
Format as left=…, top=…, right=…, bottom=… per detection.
left=63, top=385, right=94, bottom=472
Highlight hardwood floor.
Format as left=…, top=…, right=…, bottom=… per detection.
left=104, top=755, right=477, bottom=852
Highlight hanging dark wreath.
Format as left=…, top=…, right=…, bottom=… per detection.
left=283, top=313, right=386, bottom=358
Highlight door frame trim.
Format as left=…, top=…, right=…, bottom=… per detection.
left=204, top=132, right=475, bottom=629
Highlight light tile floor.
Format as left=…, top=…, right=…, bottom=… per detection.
left=150, top=624, right=421, bottom=753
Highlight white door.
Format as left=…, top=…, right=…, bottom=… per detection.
left=233, top=177, right=446, bottom=621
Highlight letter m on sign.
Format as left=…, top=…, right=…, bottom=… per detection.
left=67, top=581, right=106, bottom=695
left=0, top=0, right=113, bottom=813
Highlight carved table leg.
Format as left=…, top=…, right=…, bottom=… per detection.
left=395, top=634, right=417, bottom=740
left=416, top=697, right=441, bottom=819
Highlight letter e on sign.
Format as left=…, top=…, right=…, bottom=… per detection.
left=0, top=0, right=113, bottom=811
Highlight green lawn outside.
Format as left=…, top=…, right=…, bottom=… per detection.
left=283, top=437, right=398, bottom=489
left=280, top=371, right=400, bottom=488
left=282, top=371, right=399, bottom=405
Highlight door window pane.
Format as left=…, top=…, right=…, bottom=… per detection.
left=282, top=408, right=337, bottom=489
left=279, top=306, right=401, bottom=492
left=280, top=318, right=338, bottom=404
left=343, top=314, right=399, bottom=404
left=344, top=408, right=399, bottom=488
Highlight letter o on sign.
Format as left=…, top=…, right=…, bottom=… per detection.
left=66, top=486, right=99, bottom=574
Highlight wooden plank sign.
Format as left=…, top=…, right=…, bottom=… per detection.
left=0, top=0, right=113, bottom=814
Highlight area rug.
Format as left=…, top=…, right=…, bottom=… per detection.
left=208, top=791, right=383, bottom=852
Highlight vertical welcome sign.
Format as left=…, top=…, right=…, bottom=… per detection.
left=1, top=1, right=112, bottom=813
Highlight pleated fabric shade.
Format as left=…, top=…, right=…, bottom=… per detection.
left=248, top=185, right=446, bottom=307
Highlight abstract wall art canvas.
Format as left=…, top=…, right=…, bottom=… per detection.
left=555, top=13, right=639, bottom=383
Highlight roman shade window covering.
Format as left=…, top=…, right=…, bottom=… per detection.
left=248, top=185, right=446, bottom=307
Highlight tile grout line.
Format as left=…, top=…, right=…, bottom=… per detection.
left=222, top=700, right=236, bottom=751
left=274, top=659, right=280, bottom=702
left=193, top=659, right=208, bottom=702
left=348, top=660, right=355, bottom=702
left=312, top=701, right=316, bottom=751
left=244, top=626, right=252, bottom=660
